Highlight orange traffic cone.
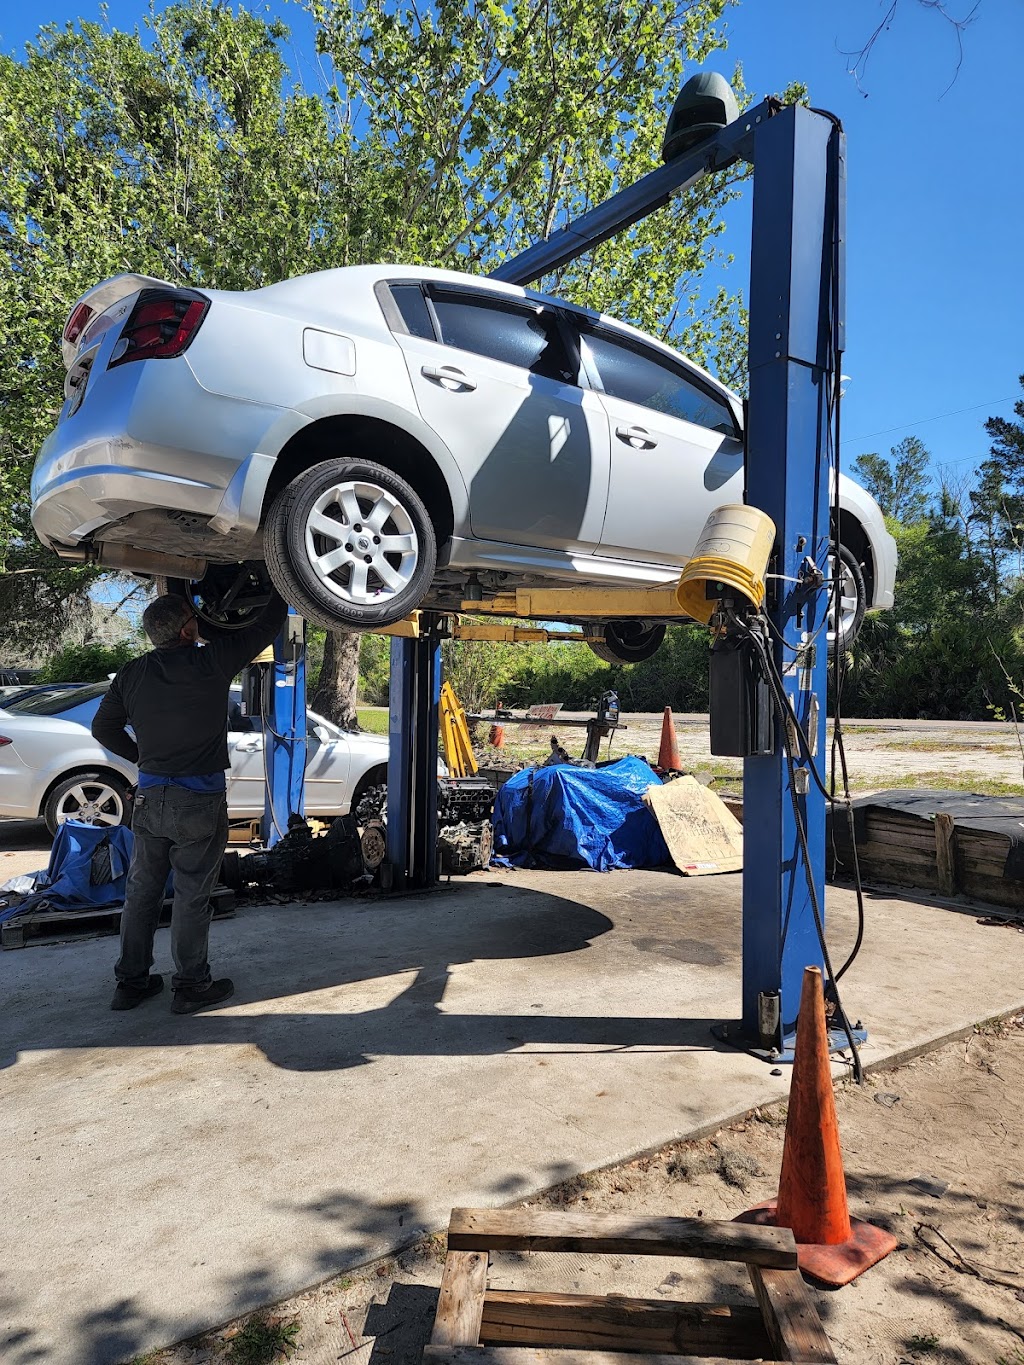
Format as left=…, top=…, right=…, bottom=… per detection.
left=489, top=724, right=505, bottom=749
left=657, top=706, right=682, bottom=771
left=736, top=966, right=897, bottom=1286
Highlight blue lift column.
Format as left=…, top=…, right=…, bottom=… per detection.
left=386, top=615, right=443, bottom=888
left=739, top=103, right=846, bottom=1053
left=263, top=609, right=307, bottom=848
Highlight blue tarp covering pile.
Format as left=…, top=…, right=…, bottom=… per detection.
left=0, top=821, right=134, bottom=923
left=492, top=756, right=670, bottom=871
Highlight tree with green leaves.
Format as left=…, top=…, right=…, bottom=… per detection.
left=852, top=436, right=931, bottom=523
left=2, top=0, right=752, bottom=716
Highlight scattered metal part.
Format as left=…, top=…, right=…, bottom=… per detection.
left=874, top=1092, right=901, bottom=1109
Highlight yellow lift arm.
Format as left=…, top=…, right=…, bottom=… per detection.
left=439, top=680, right=478, bottom=778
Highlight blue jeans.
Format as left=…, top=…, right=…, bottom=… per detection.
left=116, top=785, right=229, bottom=991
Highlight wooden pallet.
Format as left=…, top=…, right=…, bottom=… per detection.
left=828, top=796, right=1024, bottom=911
left=425, top=1208, right=836, bottom=1364
left=1, top=885, right=236, bottom=949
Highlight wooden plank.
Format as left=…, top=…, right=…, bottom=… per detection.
left=431, top=1251, right=489, bottom=1347
left=934, top=813, right=958, bottom=896
left=748, top=1266, right=837, bottom=1363
left=480, top=1289, right=771, bottom=1357
left=426, top=1349, right=826, bottom=1365
left=447, top=1209, right=797, bottom=1268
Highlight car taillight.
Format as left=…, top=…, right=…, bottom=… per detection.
left=63, top=301, right=95, bottom=349
left=0, top=736, right=11, bottom=748
left=108, top=288, right=210, bottom=368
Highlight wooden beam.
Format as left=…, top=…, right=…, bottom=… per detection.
left=480, top=1289, right=771, bottom=1357
left=748, top=1266, right=837, bottom=1363
left=431, top=1250, right=489, bottom=1347
left=447, top=1209, right=797, bottom=1268
left=934, top=813, right=958, bottom=897
left=427, top=1349, right=823, bottom=1365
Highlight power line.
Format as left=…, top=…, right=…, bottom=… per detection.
left=840, top=394, right=1018, bottom=446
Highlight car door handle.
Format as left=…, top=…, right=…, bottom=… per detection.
left=615, top=424, right=658, bottom=449
left=421, top=364, right=477, bottom=392
left=234, top=738, right=262, bottom=752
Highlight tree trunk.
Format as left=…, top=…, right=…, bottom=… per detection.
left=310, top=629, right=361, bottom=731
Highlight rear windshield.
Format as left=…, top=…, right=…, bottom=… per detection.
left=6, top=683, right=109, bottom=715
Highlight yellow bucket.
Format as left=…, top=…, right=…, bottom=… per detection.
left=675, top=504, right=777, bottom=624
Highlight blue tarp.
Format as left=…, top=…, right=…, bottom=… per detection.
left=492, top=756, right=670, bottom=871
left=0, top=821, right=134, bottom=923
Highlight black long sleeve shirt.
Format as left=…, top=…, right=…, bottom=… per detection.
left=92, top=594, right=289, bottom=777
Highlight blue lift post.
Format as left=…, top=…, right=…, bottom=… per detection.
left=263, top=609, right=307, bottom=848
left=386, top=615, right=443, bottom=888
left=738, top=104, right=850, bottom=1056
left=366, top=93, right=859, bottom=1057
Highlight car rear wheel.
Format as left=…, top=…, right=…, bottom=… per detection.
left=264, top=459, right=436, bottom=631
left=44, top=771, right=131, bottom=836
left=156, top=563, right=274, bottom=642
left=827, top=543, right=867, bottom=654
left=584, top=621, right=667, bottom=664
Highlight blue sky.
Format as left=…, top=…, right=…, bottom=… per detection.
left=2, top=0, right=1020, bottom=488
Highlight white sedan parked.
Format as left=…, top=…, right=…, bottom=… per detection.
left=0, top=684, right=390, bottom=834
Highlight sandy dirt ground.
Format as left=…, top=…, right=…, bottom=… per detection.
left=136, top=1013, right=1024, bottom=1365
left=481, top=712, right=1024, bottom=797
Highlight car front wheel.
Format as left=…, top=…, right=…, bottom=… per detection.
left=44, top=772, right=132, bottom=836
left=828, top=543, right=867, bottom=654
left=264, top=459, right=436, bottom=631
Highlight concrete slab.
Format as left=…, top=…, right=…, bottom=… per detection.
left=2, top=868, right=1022, bottom=1365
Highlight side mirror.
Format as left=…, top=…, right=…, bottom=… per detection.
left=313, top=724, right=331, bottom=744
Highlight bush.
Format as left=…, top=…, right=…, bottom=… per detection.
left=37, top=641, right=139, bottom=683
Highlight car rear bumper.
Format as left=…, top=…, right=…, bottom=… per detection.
left=31, top=357, right=302, bottom=552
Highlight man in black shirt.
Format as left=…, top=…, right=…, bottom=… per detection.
left=93, top=590, right=288, bottom=1013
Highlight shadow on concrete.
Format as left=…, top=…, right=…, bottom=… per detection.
left=3, top=882, right=739, bottom=1072
left=0, top=818, right=50, bottom=853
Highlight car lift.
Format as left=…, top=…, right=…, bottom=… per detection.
left=264, top=92, right=849, bottom=1059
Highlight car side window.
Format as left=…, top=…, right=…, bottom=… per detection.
left=582, top=328, right=737, bottom=436
left=428, top=291, right=576, bottom=384
left=389, top=283, right=436, bottom=340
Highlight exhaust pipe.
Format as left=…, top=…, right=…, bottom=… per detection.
left=51, top=542, right=207, bottom=580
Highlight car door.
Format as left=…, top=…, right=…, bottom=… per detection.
left=225, top=704, right=265, bottom=817
left=578, top=324, right=744, bottom=566
left=303, top=711, right=351, bottom=814
left=386, top=281, right=610, bottom=553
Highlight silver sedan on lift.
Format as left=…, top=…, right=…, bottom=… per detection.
left=32, top=265, right=895, bottom=660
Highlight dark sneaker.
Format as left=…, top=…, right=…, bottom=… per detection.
left=171, top=978, right=234, bottom=1015
left=111, top=975, right=164, bottom=1011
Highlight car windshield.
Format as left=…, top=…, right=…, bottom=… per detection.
left=6, top=682, right=109, bottom=715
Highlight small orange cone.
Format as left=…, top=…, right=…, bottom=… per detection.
left=658, top=706, right=682, bottom=771
left=489, top=724, right=505, bottom=749
left=736, top=966, right=897, bottom=1286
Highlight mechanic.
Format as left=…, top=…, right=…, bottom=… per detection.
left=92, top=590, right=288, bottom=1014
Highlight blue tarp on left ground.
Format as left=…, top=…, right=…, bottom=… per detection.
left=492, top=755, right=670, bottom=871
left=0, top=820, right=134, bottom=923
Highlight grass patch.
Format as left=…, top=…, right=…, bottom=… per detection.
left=356, top=707, right=389, bottom=735
left=879, top=738, right=976, bottom=753
left=666, top=1143, right=765, bottom=1192
left=906, top=1334, right=940, bottom=1354
left=227, top=1314, right=300, bottom=1364
left=851, top=771, right=1024, bottom=797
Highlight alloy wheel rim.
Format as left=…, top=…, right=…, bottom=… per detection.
left=56, top=782, right=124, bottom=826
left=827, top=554, right=860, bottom=647
left=304, top=480, right=419, bottom=606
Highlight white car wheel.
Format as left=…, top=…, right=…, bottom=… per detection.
left=304, top=479, right=420, bottom=606
left=45, top=773, right=130, bottom=835
left=265, top=458, right=437, bottom=631
left=827, top=544, right=867, bottom=653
